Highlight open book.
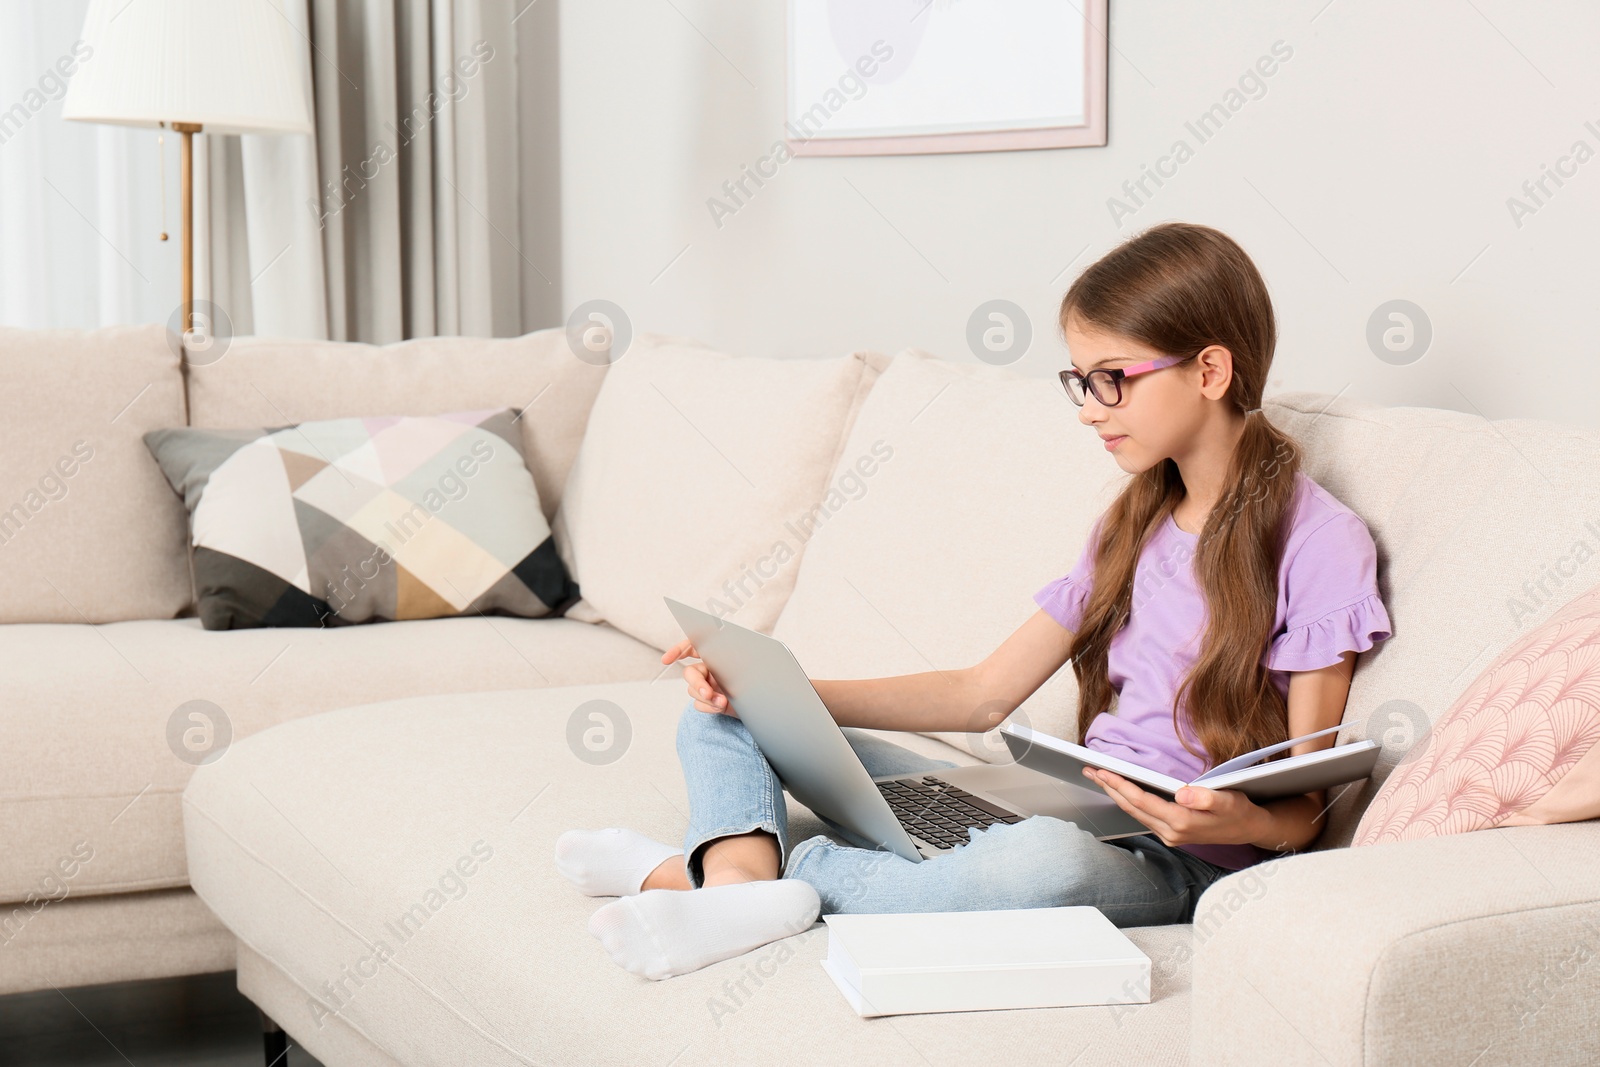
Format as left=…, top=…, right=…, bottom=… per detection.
left=999, top=721, right=1381, bottom=803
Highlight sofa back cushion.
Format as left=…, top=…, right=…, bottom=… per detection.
left=0, top=324, right=192, bottom=623
left=776, top=351, right=1600, bottom=852
left=1263, top=392, right=1600, bottom=848
left=1352, top=576, right=1600, bottom=846
left=185, top=327, right=606, bottom=527
left=771, top=349, right=1119, bottom=761
left=551, top=335, right=884, bottom=651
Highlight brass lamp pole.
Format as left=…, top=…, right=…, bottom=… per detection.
left=172, top=121, right=202, bottom=337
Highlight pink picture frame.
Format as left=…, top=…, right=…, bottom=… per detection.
left=786, top=0, right=1108, bottom=157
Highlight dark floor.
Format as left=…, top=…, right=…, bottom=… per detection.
left=0, top=971, right=324, bottom=1067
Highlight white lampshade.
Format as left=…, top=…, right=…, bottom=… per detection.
left=62, top=0, right=312, bottom=135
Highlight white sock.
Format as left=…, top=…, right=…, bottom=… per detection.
left=554, top=827, right=684, bottom=897
left=587, top=880, right=822, bottom=981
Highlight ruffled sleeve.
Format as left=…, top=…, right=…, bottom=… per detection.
left=1265, top=590, right=1392, bottom=671
left=1034, top=517, right=1101, bottom=634
left=1264, top=512, right=1394, bottom=672
left=1034, top=573, right=1092, bottom=634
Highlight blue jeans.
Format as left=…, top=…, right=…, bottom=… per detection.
left=675, top=702, right=1235, bottom=924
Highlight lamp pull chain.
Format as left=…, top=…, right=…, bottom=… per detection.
left=158, top=127, right=169, bottom=241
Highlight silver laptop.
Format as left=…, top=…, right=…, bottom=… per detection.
left=664, top=597, right=1149, bottom=863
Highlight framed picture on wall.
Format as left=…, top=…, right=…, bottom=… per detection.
left=786, top=0, right=1108, bottom=156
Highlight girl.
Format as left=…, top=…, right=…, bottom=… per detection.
left=556, top=221, right=1393, bottom=981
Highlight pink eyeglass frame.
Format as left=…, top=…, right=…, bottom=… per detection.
left=1058, top=352, right=1195, bottom=407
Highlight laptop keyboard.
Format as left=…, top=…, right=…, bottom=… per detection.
left=877, top=774, right=1026, bottom=850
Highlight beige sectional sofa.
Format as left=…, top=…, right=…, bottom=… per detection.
left=4, top=324, right=1598, bottom=1065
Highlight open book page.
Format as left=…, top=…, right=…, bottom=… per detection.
left=1191, top=723, right=1346, bottom=782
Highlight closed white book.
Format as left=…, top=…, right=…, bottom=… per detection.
left=819, top=906, right=1150, bottom=1017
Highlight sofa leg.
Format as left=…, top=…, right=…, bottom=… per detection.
left=261, top=1008, right=289, bottom=1065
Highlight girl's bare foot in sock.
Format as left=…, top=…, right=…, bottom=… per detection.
left=588, top=880, right=821, bottom=980
left=639, top=826, right=783, bottom=891
left=640, top=856, right=691, bottom=891
left=554, top=828, right=684, bottom=897
left=586, top=827, right=810, bottom=979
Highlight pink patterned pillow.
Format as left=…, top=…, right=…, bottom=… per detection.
left=1353, top=580, right=1600, bottom=846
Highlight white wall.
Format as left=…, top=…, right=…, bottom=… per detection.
left=559, top=1, right=1600, bottom=427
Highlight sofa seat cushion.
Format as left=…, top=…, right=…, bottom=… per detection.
left=0, top=617, right=663, bottom=905
left=183, top=683, right=1197, bottom=1067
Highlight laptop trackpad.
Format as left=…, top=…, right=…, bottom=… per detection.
left=936, top=764, right=1148, bottom=837
left=983, top=781, right=1148, bottom=837
left=986, top=781, right=1097, bottom=819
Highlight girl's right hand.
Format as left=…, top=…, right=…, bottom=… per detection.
left=661, top=639, right=737, bottom=717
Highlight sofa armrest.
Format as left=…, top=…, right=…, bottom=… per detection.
left=1189, top=823, right=1600, bottom=1067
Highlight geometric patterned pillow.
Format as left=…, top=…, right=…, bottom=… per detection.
left=143, top=408, right=579, bottom=630
left=1352, top=578, right=1600, bottom=846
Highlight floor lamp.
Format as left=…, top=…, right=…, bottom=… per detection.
left=61, top=0, right=313, bottom=348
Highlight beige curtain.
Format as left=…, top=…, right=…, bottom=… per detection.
left=201, top=0, right=536, bottom=343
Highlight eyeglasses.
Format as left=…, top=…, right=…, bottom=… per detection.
left=1058, top=352, right=1198, bottom=407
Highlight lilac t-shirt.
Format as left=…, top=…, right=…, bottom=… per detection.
left=1032, top=470, right=1393, bottom=872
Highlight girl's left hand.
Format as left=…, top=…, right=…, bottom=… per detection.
left=1083, top=768, right=1266, bottom=847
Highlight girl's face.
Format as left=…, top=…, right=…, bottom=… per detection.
left=1062, top=315, right=1222, bottom=474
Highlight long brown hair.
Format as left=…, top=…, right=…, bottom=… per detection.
left=1061, top=222, right=1302, bottom=770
